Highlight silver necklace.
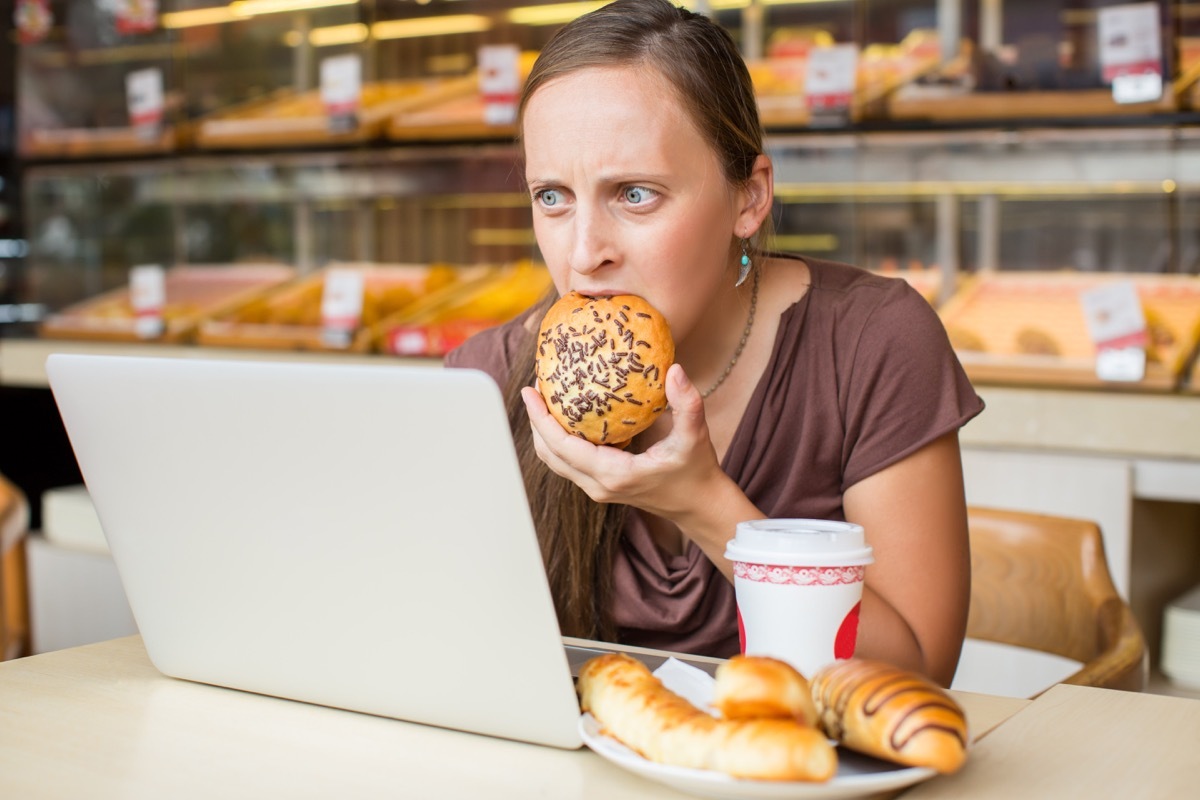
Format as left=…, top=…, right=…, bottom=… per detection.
left=701, top=267, right=759, bottom=399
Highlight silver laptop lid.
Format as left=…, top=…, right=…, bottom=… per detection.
left=47, top=353, right=582, bottom=749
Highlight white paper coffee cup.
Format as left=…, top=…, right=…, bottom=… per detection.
left=725, top=519, right=874, bottom=679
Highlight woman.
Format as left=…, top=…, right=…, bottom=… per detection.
left=446, top=0, right=983, bottom=687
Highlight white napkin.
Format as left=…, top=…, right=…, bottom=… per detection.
left=653, top=657, right=719, bottom=713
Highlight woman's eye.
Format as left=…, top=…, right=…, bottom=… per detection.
left=623, top=186, right=655, bottom=204
left=534, top=189, right=564, bottom=208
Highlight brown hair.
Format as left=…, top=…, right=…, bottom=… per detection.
left=507, top=0, right=771, bottom=640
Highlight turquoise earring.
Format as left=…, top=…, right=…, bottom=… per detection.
left=736, top=238, right=752, bottom=287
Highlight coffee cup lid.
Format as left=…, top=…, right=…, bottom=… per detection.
left=725, top=519, right=875, bottom=567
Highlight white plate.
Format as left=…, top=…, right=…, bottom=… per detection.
left=580, top=714, right=937, bottom=800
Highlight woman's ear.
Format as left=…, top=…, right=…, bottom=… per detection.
left=736, top=154, right=775, bottom=237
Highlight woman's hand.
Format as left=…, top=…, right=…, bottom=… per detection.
left=521, top=364, right=760, bottom=569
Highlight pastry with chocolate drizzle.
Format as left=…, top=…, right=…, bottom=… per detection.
left=536, top=291, right=675, bottom=446
left=810, top=658, right=969, bottom=775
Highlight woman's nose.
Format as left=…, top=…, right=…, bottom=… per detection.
left=567, top=206, right=616, bottom=276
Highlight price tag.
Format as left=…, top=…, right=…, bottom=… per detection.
left=129, top=264, right=166, bottom=339
left=115, top=0, right=158, bottom=35
left=320, top=54, right=362, bottom=134
left=1080, top=280, right=1148, bottom=382
left=805, top=44, right=858, bottom=118
left=320, top=268, right=365, bottom=349
left=1098, top=2, right=1162, bottom=104
left=126, top=68, right=164, bottom=140
left=14, top=0, right=53, bottom=44
left=387, top=327, right=431, bottom=356
left=479, top=44, right=521, bottom=126
left=1095, top=347, right=1148, bottom=382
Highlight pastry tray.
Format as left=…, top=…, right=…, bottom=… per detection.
left=938, top=271, right=1200, bottom=391
left=749, top=34, right=942, bottom=128
left=386, top=53, right=538, bottom=142
left=386, top=92, right=518, bottom=142
left=20, top=123, right=186, bottom=159
left=39, top=264, right=296, bottom=343
left=195, top=77, right=476, bottom=149
left=371, top=261, right=553, bottom=357
left=196, top=262, right=494, bottom=353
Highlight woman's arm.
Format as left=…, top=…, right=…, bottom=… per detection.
left=842, top=430, right=972, bottom=687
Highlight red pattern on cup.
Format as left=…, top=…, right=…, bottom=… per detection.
left=733, top=562, right=866, bottom=586
left=834, top=601, right=862, bottom=660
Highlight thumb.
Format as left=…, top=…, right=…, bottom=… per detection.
left=665, top=364, right=705, bottom=432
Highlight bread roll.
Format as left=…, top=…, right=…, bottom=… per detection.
left=578, top=653, right=835, bottom=782
left=535, top=292, right=674, bottom=446
left=712, top=655, right=819, bottom=727
left=810, top=659, right=968, bottom=774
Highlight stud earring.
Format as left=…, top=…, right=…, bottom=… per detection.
left=735, top=238, right=752, bottom=287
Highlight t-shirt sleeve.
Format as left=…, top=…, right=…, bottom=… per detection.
left=840, top=281, right=984, bottom=490
left=443, top=325, right=513, bottom=390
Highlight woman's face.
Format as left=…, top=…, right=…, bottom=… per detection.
left=522, top=65, right=746, bottom=344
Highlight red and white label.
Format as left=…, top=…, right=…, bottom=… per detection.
left=805, top=44, right=858, bottom=111
left=130, top=264, right=165, bottom=339
left=126, top=68, right=165, bottom=130
left=320, top=269, right=365, bottom=348
left=14, top=0, right=52, bottom=44
left=1098, top=3, right=1162, bottom=103
left=321, top=54, right=362, bottom=131
left=1080, top=280, right=1147, bottom=382
left=479, top=44, right=521, bottom=126
left=115, top=0, right=158, bottom=35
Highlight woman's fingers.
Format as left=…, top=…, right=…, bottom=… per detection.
left=521, top=387, right=622, bottom=498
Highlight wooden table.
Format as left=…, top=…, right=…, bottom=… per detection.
left=8, top=638, right=1195, bottom=799
left=0, top=637, right=1032, bottom=799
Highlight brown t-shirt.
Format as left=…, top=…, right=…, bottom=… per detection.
left=445, top=256, right=984, bottom=657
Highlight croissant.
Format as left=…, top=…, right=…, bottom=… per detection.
left=578, top=653, right=836, bottom=782
left=810, top=659, right=968, bottom=774
left=712, top=655, right=819, bottom=727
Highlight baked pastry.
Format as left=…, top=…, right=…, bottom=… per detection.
left=535, top=292, right=674, bottom=446
left=578, top=653, right=836, bottom=782
left=712, top=655, right=819, bottom=727
left=1015, top=327, right=1060, bottom=356
left=810, top=659, right=968, bottom=774
left=946, top=326, right=986, bottom=353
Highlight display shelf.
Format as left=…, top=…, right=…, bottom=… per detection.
left=0, top=338, right=435, bottom=390
left=888, top=86, right=1179, bottom=123
left=39, top=264, right=297, bottom=344
left=20, top=125, right=188, bottom=160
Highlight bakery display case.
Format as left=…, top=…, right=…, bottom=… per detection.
left=10, top=0, right=1200, bottom=388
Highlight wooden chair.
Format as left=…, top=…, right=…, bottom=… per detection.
left=0, top=474, right=32, bottom=661
left=966, top=506, right=1148, bottom=694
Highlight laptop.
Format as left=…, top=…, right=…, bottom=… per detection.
left=47, top=353, right=613, bottom=748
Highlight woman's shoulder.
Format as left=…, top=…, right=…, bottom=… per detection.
left=775, top=253, right=923, bottom=326
left=804, top=255, right=912, bottom=302
left=443, top=311, right=537, bottom=386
